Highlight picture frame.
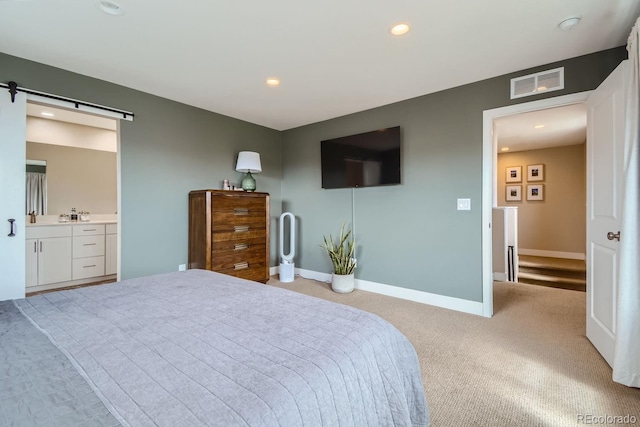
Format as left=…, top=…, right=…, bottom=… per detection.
left=527, top=184, right=544, bottom=201
left=506, top=185, right=522, bottom=202
left=527, top=164, right=544, bottom=181
left=506, top=166, right=522, bottom=183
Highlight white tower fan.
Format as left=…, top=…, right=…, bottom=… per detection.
left=279, top=212, right=295, bottom=282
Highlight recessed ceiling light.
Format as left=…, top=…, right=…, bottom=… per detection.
left=390, top=23, right=410, bottom=36
left=501, top=147, right=510, bottom=152
left=266, top=78, right=280, bottom=87
left=40, top=112, right=55, bottom=117
left=97, top=1, right=125, bottom=16
left=534, top=124, right=545, bottom=129
left=558, top=16, right=581, bottom=31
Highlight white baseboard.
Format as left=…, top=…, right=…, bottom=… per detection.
left=290, top=268, right=483, bottom=316
left=269, top=266, right=278, bottom=276
left=493, top=272, right=507, bottom=282
left=519, top=249, right=585, bottom=260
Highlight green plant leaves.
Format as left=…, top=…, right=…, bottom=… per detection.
left=321, top=222, right=356, bottom=275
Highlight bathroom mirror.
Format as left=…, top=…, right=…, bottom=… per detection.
left=26, top=143, right=117, bottom=216
left=25, top=105, right=118, bottom=217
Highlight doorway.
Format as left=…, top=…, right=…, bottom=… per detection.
left=24, top=102, right=120, bottom=294
left=0, top=87, right=131, bottom=301
left=481, top=92, right=591, bottom=317
left=493, top=104, right=587, bottom=292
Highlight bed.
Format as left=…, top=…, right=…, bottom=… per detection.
left=2, top=269, right=429, bottom=426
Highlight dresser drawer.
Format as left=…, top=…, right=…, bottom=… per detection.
left=72, top=256, right=105, bottom=280
left=213, top=228, right=266, bottom=242
left=73, top=224, right=105, bottom=236
left=212, top=236, right=267, bottom=254
left=212, top=214, right=266, bottom=233
left=218, top=262, right=268, bottom=282
left=211, top=195, right=266, bottom=213
left=73, top=235, right=105, bottom=258
left=210, top=247, right=267, bottom=270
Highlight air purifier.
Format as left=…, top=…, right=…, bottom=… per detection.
left=279, top=212, right=295, bottom=282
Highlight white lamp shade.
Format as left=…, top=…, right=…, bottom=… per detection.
left=235, top=151, right=262, bottom=173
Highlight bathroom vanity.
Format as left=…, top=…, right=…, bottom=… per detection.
left=25, top=219, right=117, bottom=293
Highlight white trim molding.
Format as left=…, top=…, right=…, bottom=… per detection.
left=482, top=91, right=592, bottom=318
left=518, top=249, right=585, bottom=260
left=286, top=267, right=484, bottom=316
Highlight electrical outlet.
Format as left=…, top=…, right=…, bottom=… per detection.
left=178, top=264, right=186, bottom=271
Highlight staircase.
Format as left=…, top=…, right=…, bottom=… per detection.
left=518, top=255, right=586, bottom=292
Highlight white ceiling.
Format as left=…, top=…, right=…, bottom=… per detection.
left=1, top=0, right=638, bottom=131
left=495, top=104, right=587, bottom=153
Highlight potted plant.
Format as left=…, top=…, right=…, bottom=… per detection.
left=321, top=222, right=356, bottom=293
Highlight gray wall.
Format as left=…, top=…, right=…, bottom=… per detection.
left=0, top=46, right=626, bottom=301
left=281, top=47, right=626, bottom=302
left=0, top=52, right=283, bottom=279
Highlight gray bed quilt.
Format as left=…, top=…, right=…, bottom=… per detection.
left=12, top=269, right=429, bottom=426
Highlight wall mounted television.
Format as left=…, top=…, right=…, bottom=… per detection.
left=321, top=126, right=401, bottom=189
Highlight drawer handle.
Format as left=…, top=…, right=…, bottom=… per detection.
left=83, top=243, right=96, bottom=246
left=234, top=225, right=250, bottom=232
left=234, top=262, right=249, bottom=270
left=233, top=208, right=249, bottom=215
left=234, top=243, right=249, bottom=251
left=83, top=229, right=97, bottom=232
left=83, top=265, right=97, bottom=268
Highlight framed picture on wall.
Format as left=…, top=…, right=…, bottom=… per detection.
left=527, top=164, right=544, bottom=181
left=527, top=184, right=544, bottom=201
left=506, top=166, right=522, bottom=183
left=506, top=185, right=522, bottom=201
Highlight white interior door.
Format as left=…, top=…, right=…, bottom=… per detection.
left=586, top=61, right=627, bottom=366
left=0, top=90, right=27, bottom=301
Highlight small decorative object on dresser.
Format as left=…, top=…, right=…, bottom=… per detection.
left=321, top=222, right=357, bottom=293
left=188, top=190, right=270, bottom=283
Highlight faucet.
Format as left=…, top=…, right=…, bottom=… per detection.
left=29, top=211, right=37, bottom=224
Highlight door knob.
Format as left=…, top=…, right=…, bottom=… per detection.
left=607, top=231, right=620, bottom=241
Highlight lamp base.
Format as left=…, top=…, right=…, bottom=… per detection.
left=241, top=171, right=257, bottom=192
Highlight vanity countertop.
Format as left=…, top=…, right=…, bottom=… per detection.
left=26, top=220, right=116, bottom=227
left=25, top=214, right=117, bottom=227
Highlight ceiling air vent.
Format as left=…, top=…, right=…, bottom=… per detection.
left=510, top=67, right=564, bottom=99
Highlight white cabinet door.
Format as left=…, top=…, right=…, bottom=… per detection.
left=586, top=61, right=626, bottom=366
left=106, top=233, right=117, bottom=275
left=38, top=237, right=72, bottom=285
left=25, top=239, right=38, bottom=288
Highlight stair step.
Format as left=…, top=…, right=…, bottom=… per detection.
left=519, top=255, right=586, bottom=273
left=519, top=266, right=586, bottom=280
left=518, top=272, right=586, bottom=292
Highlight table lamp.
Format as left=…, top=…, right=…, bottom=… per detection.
left=235, top=151, right=262, bottom=192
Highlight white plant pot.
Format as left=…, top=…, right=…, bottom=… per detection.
left=332, top=273, right=355, bottom=293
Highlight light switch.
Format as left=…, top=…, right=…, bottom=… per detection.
left=457, top=198, right=471, bottom=211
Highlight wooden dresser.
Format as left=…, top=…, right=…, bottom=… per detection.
left=188, top=190, right=270, bottom=283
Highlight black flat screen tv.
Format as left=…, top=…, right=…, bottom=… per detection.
left=321, top=126, right=401, bottom=189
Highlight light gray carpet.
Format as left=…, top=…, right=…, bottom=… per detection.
left=267, top=276, right=640, bottom=427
